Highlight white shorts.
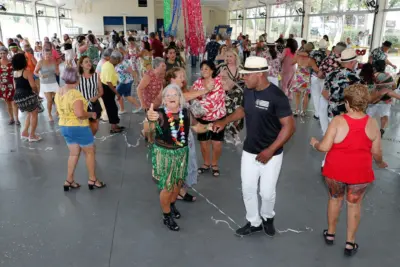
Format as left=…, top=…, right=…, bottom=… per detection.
left=40, top=82, right=59, bottom=93
left=367, top=103, right=391, bottom=118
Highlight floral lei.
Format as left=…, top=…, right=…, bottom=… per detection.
left=164, top=107, right=185, bottom=146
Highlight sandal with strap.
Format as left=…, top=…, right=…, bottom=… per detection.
left=323, top=229, right=335, bottom=245
left=211, top=165, right=220, bottom=177
left=344, top=242, right=359, bottom=256
left=178, top=192, right=196, bottom=202
left=64, top=180, right=81, bottom=191
left=8, top=119, right=15, bottom=125
left=88, top=179, right=107, bottom=190
left=198, top=164, right=210, bottom=174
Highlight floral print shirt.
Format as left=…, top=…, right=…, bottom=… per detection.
left=319, top=53, right=341, bottom=78
left=192, top=76, right=226, bottom=121
left=264, top=51, right=282, bottom=78
left=370, top=47, right=387, bottom=66
left=324, top=68, right=360, bottom=118
left=310, top=49, right=327, bottom=76
left=225, top=83, right=244, bottom=136
left=115, top=59, right=134, bottom=84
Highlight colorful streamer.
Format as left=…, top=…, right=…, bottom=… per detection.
left=163, top=0, right=171, bottom=32
left=165, top=0, right=181, bottom=37
left=182, top=0, right=205, bottom=56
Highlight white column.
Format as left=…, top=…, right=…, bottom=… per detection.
left=32, top=1, right=40, bottom=41
left=371, top=0, right=387, bottom=49
left=302, top=0, right=311, bottom=39
left=55, top=6, right=61, bottom=37
left=123, top=16, right=127, bottom=35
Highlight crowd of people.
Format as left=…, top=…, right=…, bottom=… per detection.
left=1, top=29, right=399, bottom=257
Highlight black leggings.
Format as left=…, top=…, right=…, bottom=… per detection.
left=102, top=83, right=120, bottom=125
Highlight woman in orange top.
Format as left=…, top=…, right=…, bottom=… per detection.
left=23, top=44, right=39, bottom=94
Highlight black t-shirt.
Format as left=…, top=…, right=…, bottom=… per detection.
left=242, top=84, right=292, bottom=155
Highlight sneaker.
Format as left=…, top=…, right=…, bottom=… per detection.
left=293, top=110, right=299, bottom=117
left=170, top=202, right=181, bottom=219
left=235, top=222, right=263, bottom=236
left=118, top=110, right=126, bottom=115
left=132, top=107, right=142, bottom=114
left=313, top=115, right=319, bottom=120
left=262, top=217, right=276, bottom=237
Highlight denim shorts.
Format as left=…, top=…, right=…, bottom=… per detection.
left=117, top=82, right=133, bottom=97
left=60, top=126, right=94, bottom=147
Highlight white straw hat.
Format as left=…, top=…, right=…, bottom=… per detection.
left=239, top=57, right=269, bottom=74
left=318, top=39, right=328, bottom=49
left=340, top=48, right=358, bottom=62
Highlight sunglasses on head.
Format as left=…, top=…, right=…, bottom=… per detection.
left=356, top=49, right=366, bottom=56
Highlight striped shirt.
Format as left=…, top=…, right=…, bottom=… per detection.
left=78, top=73, right=98, bottom=100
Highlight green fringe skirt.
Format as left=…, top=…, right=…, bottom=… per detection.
left=151, top=144, right=189, bottom=191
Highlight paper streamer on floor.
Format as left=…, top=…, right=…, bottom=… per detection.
left=192, top=187, right=313, bottom=235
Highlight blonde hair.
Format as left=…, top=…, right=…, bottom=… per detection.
left=344, top=84, right=370, bottom=112
left=225, top=49, right=241, bottom=67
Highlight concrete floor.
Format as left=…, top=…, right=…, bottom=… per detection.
left=1, top=67, right=400, bottom=266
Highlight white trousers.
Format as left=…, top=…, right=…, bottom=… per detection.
left=318, top=96, right=329, bottom=136
left=311, top=76, right=324, bottom=117
left=241, top=151, right=283, bottom=226
left=268, top=76, right=279, bottom=87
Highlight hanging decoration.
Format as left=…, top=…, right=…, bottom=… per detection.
left=182, top=0, right=205, bottom=56
left=75, top=0, right=94, bottom=14
left=164, top=0, right=182, bottom=37
left=163, top=0, right=172, bottom=34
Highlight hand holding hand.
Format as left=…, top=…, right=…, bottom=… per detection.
left=212, top=120, right=227, bottom=133
left=147, top=103, right=159, bottom=121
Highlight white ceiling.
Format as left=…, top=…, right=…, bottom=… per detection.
left=39, top=0, right=275, bottom=11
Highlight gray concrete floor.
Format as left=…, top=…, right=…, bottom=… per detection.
left=1, top=66, right=400, bottom=266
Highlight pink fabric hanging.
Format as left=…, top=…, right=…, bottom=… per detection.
left=182, top=0, right=205, bottom=56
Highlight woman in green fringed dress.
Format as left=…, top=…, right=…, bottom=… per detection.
left=147, top=84, right=212, bottom=231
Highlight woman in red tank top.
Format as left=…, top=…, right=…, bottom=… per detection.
left=310, top=84, right=387, bottom=257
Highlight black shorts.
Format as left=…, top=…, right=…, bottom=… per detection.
left=87, top=100, right=102, bottom=122
left=196, top=118, right=225, bottom=142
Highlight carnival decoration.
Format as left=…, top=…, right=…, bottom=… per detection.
left=182, top=0, right=205, bottom=56
left=164, top=0, right=182, bottom=37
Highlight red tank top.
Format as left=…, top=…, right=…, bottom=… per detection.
left=323, top=115, right=374, bottom=184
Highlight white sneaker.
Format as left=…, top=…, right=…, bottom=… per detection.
left=118, top=110, right=126, bottom=115
left=29, top=135, right=42, bottom=142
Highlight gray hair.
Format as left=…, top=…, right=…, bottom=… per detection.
left=152, top=57, right=165, bottom=69
left=161, top=84, right=186, bottom=109
left=110, top=50, right=123, bottom=61
left=0, top=46, right=8, bottom=53
left=102, top=48, right=114, bottom=58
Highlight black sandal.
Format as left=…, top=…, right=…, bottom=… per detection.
left=198, top=164, right=210, bottom=174
left=178, top=192, right=196, bottom=202
left=323, top=229, right=335, bottom=245
left=110, top=127, right=124, bottom=134
left=344, top=242, right=359, bottom=256
left=88, top=179, right=106, bottom=190
left=63, top=180, right=81, bottom=191
left=211, top=165, right=220, bottom=177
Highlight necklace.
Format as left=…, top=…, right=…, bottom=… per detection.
left=164, top=107, right=185, bottom=146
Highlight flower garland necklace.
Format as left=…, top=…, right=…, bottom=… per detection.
left=164, top=107, right=185, bottom=146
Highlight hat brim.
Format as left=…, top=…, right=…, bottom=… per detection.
left=239, top=68, right=269, bottom=74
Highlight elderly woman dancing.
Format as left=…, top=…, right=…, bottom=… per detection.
left=147, top=84, right=212, bottom=231
left=310, top=84, right=387, bottom=256
left=55, top=67, right=106, bottom=191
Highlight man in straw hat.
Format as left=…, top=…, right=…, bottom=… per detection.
left=213, top=56, right=295, bottom=237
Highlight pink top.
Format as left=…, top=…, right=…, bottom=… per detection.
left=142, top=70, right=163, bottom=109
left=192, top=76, right=226, bottom=121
